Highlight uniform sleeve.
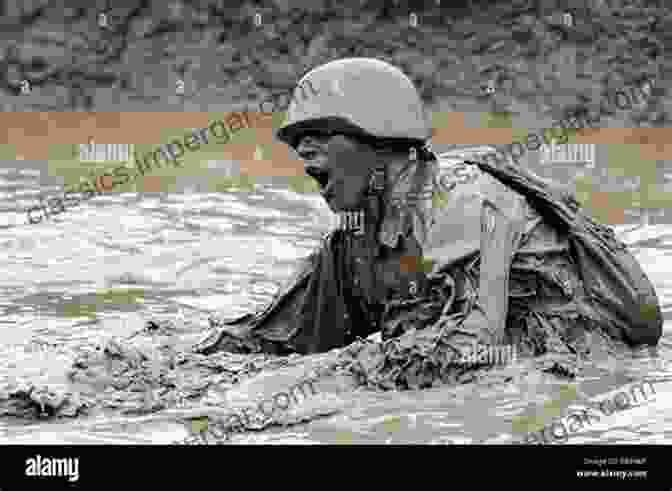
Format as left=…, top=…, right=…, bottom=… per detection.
left=474, top=194, right=526, bottom=345
left=192, top=251, right=317, bottom=354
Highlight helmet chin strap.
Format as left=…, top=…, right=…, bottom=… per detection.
left=367, top=166, right=387, bottom=196
left=337, top=140, right=434, bottom=240
left=335, top=165, right=386, bottom=237
left=365, top=165, right=386, bottom=238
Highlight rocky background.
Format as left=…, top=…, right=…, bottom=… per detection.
left=0, top=0, right=671, bottom=221
left=0, top=0, right=667, bottom=117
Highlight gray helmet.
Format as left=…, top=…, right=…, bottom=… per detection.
left=276, top=58, right=432, bottom=150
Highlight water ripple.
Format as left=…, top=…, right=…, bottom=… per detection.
left=0, top=181, right=670, bottom=444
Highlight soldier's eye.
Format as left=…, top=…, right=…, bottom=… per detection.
left=299, top=150, right=318, bottom=161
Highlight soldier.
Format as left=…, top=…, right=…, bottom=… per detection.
left=194, top=58, right=662, bottom=360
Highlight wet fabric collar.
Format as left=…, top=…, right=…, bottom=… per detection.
left=378, top=156, right=438, bottom=250
left=334, top=159, right=436, bottom=252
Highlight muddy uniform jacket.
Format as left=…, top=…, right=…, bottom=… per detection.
left=195, top=159, right=662, bottom=356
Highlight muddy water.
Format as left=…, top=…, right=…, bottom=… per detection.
left=0, top=163, right=670, bottom=445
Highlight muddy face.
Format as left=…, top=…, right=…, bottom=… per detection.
left=295, top=133, right=378, bottom=212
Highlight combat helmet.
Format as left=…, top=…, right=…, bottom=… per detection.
left=276, top=58, right=432, bottom=151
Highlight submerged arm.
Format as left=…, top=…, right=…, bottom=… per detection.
left=193, top=253, right=316, bottom=355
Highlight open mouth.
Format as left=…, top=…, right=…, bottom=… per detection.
left=304, top=166, right=332, bottom=198
left=306, top=168, right=329, bottom=187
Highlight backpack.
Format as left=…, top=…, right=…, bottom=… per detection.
left=449, top=153, right=663, bottom=347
